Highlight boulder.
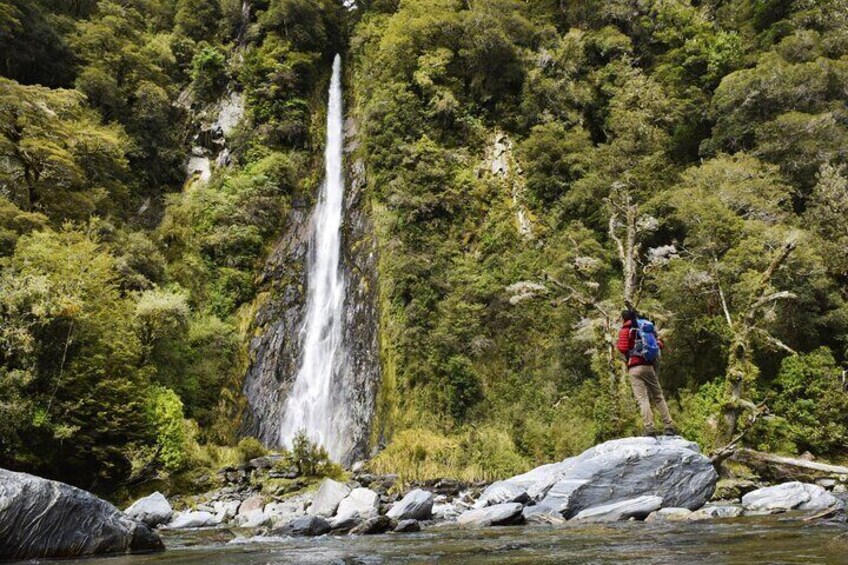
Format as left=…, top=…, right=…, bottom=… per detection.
left=272, top=515, right=331, bottom=537
left=238, top=494, right=265, bottom=517
left=386, top=489, right=434, bottom=521
left=536, top=437, right=716, bottom=518
left=473, top=481, right=530, bottom=509
left=309, top=479, right=351, bottom=517
left=168, top=511, right=219, bottom=529
left=645, top=507, right=693, bottom=522
left=213, top=500, right=241, bottom=523
left=336, top=487, right=380, bottom=520
left=741, top=482, right=843, bottom=514
left=573, top=496, right=663, bottom=522
left=0, top=469, right=163, bottom=560
left=393, top=519, right=421, bottom=533
left=238, top=509, right=271, bottom=528
left=124, top=491, right=173, bottom=528
left=457, top=503, right=525, bottom=527
left=350, top=515, right=394, bottom=535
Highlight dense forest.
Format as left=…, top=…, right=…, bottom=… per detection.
left=1, top=0, right=847, bottom=495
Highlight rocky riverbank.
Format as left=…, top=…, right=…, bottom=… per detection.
left=135, top=436, right=847, bottom=541
left=5, top=435, right=845, bottom=560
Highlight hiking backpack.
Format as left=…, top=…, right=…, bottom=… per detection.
left=630, top=318, right=660, bottom=362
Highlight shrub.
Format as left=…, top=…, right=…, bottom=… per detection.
left=282, top=431, right=344, bottom=478
left=191, top=44, right=227, bottom=101
left=236, top=436, right=267, bottom=463
left=771, top=347, right=848, bottom=456
left=146, top=386, right=190, bottom=473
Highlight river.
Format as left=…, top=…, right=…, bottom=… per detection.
left=53, top=517, right=848, bottom=564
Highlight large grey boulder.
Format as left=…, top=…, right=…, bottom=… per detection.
left=572, top=495, right=663, bottom=522
left=309, top=479, right=351, bottom=517
left=535, top=437, right=717, bottom=518
left=741, top=482, right=843, bottom=514
left=386, top=489, right=434, bottom=521
left=0, top=469, right=164, bottom=560
left=457, top=503, right=524, bottom=527
left=124, top=491, right=173, bottom=528
left=473, top=481, right=529, bottom=509
left=336, top=487, right=380, bottom=520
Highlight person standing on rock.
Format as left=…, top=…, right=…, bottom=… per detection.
left=617, top=309, right=677, bottom=437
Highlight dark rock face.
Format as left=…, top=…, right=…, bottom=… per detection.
left=0, top=469, right=164, bottom=560
left=393, top=519, right=421, bottom=533
left=241, top=119, right=380, bottom=465
left=272, top=515, right=331, bottom=537
left=350, top=515, right=393, bottom=535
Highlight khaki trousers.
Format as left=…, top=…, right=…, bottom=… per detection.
left=628, top=364, right=674, bottom=431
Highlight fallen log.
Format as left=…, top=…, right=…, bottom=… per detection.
left=731, top=448, right=848, bottom=483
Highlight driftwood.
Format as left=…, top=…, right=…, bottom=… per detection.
left=731, top=448, right=848, bottom=483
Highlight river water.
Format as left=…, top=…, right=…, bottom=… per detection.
left=57, top=517, right=848, bottom=565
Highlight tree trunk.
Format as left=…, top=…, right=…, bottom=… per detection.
left=732, top=448, right=848, bottom=483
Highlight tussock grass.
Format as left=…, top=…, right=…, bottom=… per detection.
left=370, top=426, right=528, bottom=484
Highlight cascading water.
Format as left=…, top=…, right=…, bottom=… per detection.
left=279, top=54, right=349, bottom=461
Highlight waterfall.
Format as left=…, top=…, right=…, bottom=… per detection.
left=279, top=54, right=349, bottom=461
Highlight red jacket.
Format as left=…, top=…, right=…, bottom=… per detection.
left=617, top=320, right=664, bottom=367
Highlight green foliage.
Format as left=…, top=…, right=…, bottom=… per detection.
left=282, top=431, right=344, bottom=478
left=145, top=386, right=190, bottom=473
left=236, top=436, right=268, bottom=464
left=771, top=348, right=848, bottom=455
left=191, top=44, right=228, bottom=101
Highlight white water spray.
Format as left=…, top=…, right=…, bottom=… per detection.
left=280, top=54, right=349, bottom=461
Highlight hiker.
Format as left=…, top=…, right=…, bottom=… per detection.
left=617, top=309, right=677, bottom=437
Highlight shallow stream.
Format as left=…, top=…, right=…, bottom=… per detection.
left=57, top=516, right=848, bottom=565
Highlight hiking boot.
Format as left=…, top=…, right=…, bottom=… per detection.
left=644, top=428, right=658, bottom=438
left=664, top=426, right=678, bottom=437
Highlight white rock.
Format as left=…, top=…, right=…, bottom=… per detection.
left=573, top=495, right=663, bottom=522
left=432, top=502, right=462, bottom=521
left=742, top=482, right=843, bottom=514
left=309, top=479, right=351, bottom=517
left=167, top=511, right=218, bottom=529
left=238, top=509, right=270, bottom=528
left=336, top=488, right=379, bottom=520
left=457, top=503, right=524, bottom=527
left=265, top=496, right=310, bottom=528
left=213, top=500, right=240, bottom=523
left=238, top=494, right=264, bottom=517
left=124, top=491, right=173, bottom=527
left=387, top=489, right=434, bottom=521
